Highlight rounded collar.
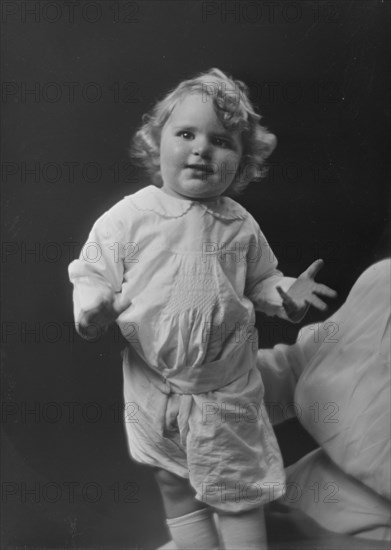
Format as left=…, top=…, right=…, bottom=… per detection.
left=129, top=185, right=248, bottom=221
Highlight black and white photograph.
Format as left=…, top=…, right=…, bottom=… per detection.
left=1, top=1, right=390, bottom=549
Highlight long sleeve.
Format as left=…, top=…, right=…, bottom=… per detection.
left=245, top=225, right=295, bottom=318
left=68, top=205, right=126, bottom=330
left=256, top=322, right=325, bottom=424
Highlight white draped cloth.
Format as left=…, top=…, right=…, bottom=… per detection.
left=258, top=260, right=391, bottom=540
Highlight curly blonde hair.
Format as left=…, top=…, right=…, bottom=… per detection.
left=130, top=68, right=276, bottom=195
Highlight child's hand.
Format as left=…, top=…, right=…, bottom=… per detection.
left=77, top=289, right=131, bottom=340
left=276, top=259, right=337, bottom=323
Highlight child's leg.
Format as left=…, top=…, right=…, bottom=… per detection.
left=154, top=468, right=220, bottom=549
left=218, top=506, right=267, bottom=550
left=154, top=468, right=204, bottom=519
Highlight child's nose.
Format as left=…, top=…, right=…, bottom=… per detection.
left=192, top=136, right=211, bottom=157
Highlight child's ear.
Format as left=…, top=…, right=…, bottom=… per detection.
left=262, top=133, right=277, bottom=158
left=255, top=127, right=277, bottom=160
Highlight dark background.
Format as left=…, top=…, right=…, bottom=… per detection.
left=1, top=1, right=390, bottom=548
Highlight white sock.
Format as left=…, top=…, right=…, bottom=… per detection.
left=218, top=507, right=267, bottom=550
left=166, top=507, right=220, bottom=549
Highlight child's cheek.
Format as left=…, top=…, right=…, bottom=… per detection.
left=172, top=143, right=187, bottom=164
left=224, top=151, right=242, bottom=173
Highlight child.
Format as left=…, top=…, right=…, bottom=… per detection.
left=68, top=68, right=336, bottom=549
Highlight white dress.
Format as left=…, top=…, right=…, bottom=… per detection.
left=69, top=185, right=295, bottom=512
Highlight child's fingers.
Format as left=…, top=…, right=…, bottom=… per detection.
left=301, top=259, right=324, bottom=280
left=78, top=308, right=109, bottom=340
left=313, top=283, right=338, bottom=298
left=276, top=285, right=294, bottom=303
left=305, top=294, right=328, bottom=311
left=277, top=287, right=304, bottom=319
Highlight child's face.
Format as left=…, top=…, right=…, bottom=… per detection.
left=159, top=93, right=243, bottom=200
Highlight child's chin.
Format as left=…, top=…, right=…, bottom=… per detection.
left=181, top=180, right=221, bottom=199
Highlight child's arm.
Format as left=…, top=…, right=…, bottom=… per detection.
left=69, top=205, right=131, bottom=340
left=245, top=227, right=336, bottom=322
left=245, top=226, right=297, bottom=318
left=276, top=259, right=337, bottom=323
left=72, top=284, right=131, bottom=340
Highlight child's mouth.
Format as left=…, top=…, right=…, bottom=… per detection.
left=186, top=164, right=215, bottom=175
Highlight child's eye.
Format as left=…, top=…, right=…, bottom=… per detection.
left=177, top=131, right=194, bottom=140
left=213, top=137, right=230, bottom=148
